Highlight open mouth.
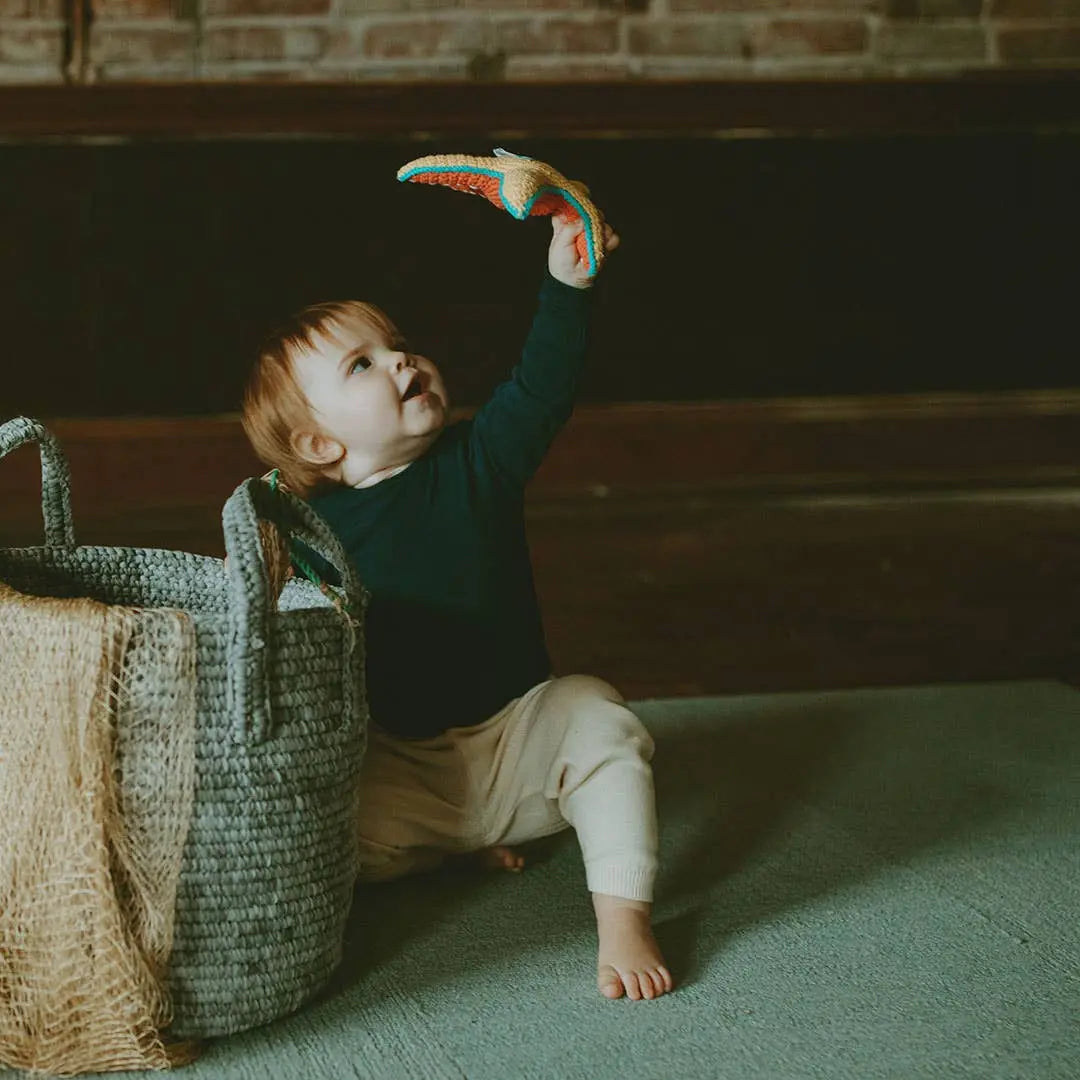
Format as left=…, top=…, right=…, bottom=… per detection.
left=402, top=373, right=424, bottom=401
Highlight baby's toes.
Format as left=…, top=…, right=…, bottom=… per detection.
left=485, top=845, right=525, bottom=872
left=598, top=965, right=624, bottom=999
left=622, top=970, right=644, bottom=1001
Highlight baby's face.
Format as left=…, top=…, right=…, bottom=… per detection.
left=291, top=312, right=448, bottom=485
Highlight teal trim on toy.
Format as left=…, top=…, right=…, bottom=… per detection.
left=396, top=149, right=607, bottom=279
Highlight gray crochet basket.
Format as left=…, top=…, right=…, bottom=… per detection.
left=0, top=416, right=369, bottom=1039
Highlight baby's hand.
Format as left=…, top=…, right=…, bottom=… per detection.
left=548, top=213, right=620, bottom=290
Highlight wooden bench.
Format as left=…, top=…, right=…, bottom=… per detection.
left=3, top=391, right=1077, bottom=698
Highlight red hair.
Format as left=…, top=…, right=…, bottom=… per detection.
left=241, top=300, right=401, bottom=496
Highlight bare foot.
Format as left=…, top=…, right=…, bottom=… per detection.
left=477, top=845, right=525, bottom=873
left=592, top=893, right=674, bottom=1001
left=448, top=845, right=525, bottom=874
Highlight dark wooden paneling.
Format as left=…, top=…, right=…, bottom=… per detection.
left=3, top=393, right=1080, bottom=540
left=530, top=489, right=1080, bottom=698
left=2, top=397, right=1077, bottom=697
left=1, top=75, right=1079, bottom=138
left=2, top=134, right=1079, bottom=417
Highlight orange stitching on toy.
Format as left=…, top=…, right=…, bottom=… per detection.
left=397, top=152, right=606, bottom=277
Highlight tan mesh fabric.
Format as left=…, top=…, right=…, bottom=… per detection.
left=0, top=581, right=198, bottom=1075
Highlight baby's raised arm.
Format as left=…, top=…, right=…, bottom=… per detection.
left=467, top=214, right=620, bottom=491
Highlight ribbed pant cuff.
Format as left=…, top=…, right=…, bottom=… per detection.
left=585, top=862, right=656, bottom=903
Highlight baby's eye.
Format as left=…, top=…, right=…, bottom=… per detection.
left=349, top=355, right=371, bottom=374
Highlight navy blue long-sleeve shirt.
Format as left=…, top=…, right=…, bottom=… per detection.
left=308, top=270, right=593, bottom=739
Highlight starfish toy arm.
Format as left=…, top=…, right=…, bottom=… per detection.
left=396, top=148, right=607, bottom=279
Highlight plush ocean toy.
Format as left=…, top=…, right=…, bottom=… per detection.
left=396, top=148, right=607, bottom=279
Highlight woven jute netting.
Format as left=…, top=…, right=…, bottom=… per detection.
left=0, top=580, right=200, bottom=1074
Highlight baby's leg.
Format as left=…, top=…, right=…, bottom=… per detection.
left=354, top=726, right=526, bottom=885
left=355, top=838, right=451, bottom=883
left=527, top=675, right=673, bottom=1000
left=358, top=841, right=523, bottom=881
left=354, top=726, right=473, bottom=884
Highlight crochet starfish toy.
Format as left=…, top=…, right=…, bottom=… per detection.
left=396, top=148, right=607, bottom=279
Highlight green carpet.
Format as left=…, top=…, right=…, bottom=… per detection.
left=84, top=681, right=1080, bottom=1077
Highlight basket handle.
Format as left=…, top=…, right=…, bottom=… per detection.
left=221, top=476, right=367, bottom=745
left=0, top=416, right=76, bottom=549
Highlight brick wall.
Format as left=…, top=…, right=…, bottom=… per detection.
left=0, top=0, right=1077, bottom=84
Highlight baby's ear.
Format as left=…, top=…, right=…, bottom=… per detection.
left=291, top=429, right=343, bottom=466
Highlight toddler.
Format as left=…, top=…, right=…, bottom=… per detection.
left=241, top=211, right=672, bottom=1001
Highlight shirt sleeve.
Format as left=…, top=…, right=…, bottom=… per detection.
left=467, top=269, right=594, bottom=491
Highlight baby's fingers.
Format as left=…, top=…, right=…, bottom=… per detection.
left=602, top=222, right=620, bottom=252
left=552, top=211, right=584, bottom=235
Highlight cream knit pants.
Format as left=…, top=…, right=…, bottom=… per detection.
left=354, top=674, right=658, bottom=903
